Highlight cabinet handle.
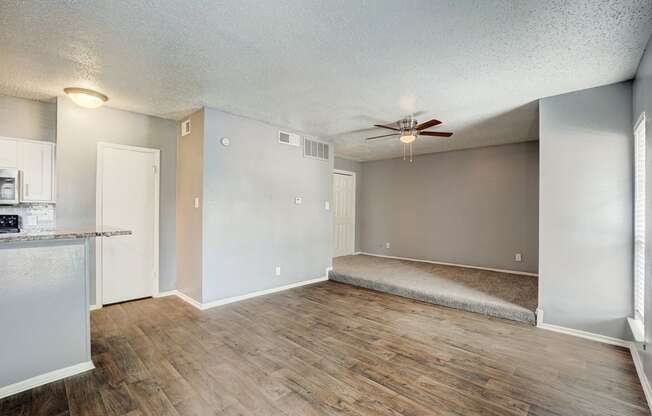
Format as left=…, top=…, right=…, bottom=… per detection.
left=25, top=183, right=29, bottom=197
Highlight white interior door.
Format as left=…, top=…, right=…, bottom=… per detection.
left=99, top=144, right=159, bottom=305
left=333, top=171, right=355, bottom=257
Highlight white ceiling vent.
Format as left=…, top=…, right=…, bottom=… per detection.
left=181, top=119, right=191, bottom=136
left=303, top=137, right=329, bottom=161
left=279, top=131, right=301, bottom=146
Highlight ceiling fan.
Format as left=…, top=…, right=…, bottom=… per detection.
left=364, top=117, right=453, bottom=162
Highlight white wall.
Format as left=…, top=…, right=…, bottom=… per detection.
left=56, top=97, right=177, bottom=304
left=539, top=81, right=633, bottom=339
left=357, top=142, right=539, bottom=273
left=201, top=108, right=332, bottom=303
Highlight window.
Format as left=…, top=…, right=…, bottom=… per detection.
left=635, top=113, right=646, bottom=322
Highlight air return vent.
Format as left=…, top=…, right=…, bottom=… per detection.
left=279, top=131, right=301, bottom=146
left=303, top=137, right=329, bottom=161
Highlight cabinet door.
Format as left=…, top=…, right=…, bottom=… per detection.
left=20, top=141, right=54, bottom=202
left=0, top=138, right=18, bottom=167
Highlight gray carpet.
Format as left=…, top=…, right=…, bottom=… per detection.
left=330, top=255, right=538, bottom=324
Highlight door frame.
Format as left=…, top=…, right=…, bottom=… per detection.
left=333, top=169, right=356, bottom=256
left=95, top=142, right=160, bottom=308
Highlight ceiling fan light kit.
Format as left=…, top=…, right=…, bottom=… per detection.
left=366, top=116, right=453, bottom=162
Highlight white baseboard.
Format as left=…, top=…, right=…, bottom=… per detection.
left=536, top=308, right=544, bottom=327
left=153, top=290, right=178, bottom=298
left=353, top=252, right=538, bottom=277
left=89, top=304, right=102, bottom=311
left=167, top=276, right=328, bottom=311
left=0, top=361, right=94, bottom=400
left=200, top=276, right=328, bottom=310
left=537, top=322, right=630, bottom=347
left=630, top=344, right=652, bottom=411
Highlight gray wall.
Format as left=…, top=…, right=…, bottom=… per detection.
left=633, top=31, right=652, bottom=392
left=176, top=110, right=204, bottom=302
left=539, top=81, right=633, bottom=339
left=202, top=108, right=332, bottom=303
left=0, top=95, right=55, bottom=142
left=56, top=97, right=177, bottom=304
left=334, top=156, right=362, bottom=252
left=358, top=142, right=539, bottom=273
left=0, top=240, right=89, bottom=390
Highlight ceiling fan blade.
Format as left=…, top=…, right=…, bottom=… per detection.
left=373, top=124, right=400, bottom=131
left=416, top=119, right=442, bottom=130
left=365, top=133, right=399, bottom=141
left=419, top=131, right=453, bottom=137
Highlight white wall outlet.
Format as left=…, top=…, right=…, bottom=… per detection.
left=325, top=201, right=330, bottom=210
left=295, top=197, right=302, bottom=205
left=181, top=119, right=191, bottom=136
left=275, top=266, right=281, bottom=276
left=385, top=242, right=391, bottom=249
left=515, top=253, right=523, bottom=262
left=194, top=197, right=200, bottom=209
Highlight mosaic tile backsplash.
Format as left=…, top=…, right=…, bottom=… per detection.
left=0, top=203, right=55, bottom=230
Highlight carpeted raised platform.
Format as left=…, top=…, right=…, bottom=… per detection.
left=330, top=254, right=538, bottom=324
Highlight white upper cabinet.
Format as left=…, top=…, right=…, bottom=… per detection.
left=19, top=141, right=55, bottom=203
left=0, top=138, right=19, bottom=167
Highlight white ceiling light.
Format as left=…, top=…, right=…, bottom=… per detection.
left=399, top=134, right=416, bottom=144
left=64, top=87, right=108, bottom=109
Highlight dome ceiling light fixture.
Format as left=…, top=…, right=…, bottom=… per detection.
left=364, top=116, right=453, bottom=162
left=63, top=87, right=109, bottom=109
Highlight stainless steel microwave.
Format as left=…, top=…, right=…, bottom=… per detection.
left=0, top=167, right=19, bottom=205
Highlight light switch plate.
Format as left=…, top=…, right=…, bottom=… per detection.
left=325, top=201, right=330, bottom=210
left=275, top=266, right=281, bottom=276
left=295, top=197, right=302, bottom=205
left=194, top=197, right=200, bottom=208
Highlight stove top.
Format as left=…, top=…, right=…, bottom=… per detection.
left=0, top=214, right=20, bottom=233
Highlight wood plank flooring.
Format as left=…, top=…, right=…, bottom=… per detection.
left=0, top=281, right=648, bottom=416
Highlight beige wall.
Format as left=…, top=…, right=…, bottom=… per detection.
left=176, top=109, right=204, bottom=302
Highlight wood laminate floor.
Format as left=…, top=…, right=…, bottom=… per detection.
left=0, top=281, right=648, bottom=416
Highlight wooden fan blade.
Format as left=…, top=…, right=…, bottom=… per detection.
left=416, top=119, right=442, bottom=130
left=373, top=124, right=400, bottom=131
left=365, top=133, right=399, bottom=141
left=419, top=131, right=453, bottom=137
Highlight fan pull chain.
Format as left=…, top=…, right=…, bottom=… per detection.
left=410, top=142, right=413, bottom=162
left=403, top=143, right=406, bottom=160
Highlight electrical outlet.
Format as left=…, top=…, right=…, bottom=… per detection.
left=194, top=197, right=200, bottom=208
left=275, top=266, right=281, bottom=276
left=385, top=242, right=391, bottom=249
left=515, top=253, right=522, bottom=262
left=325, top=201, right=330, bottom=210
left=295, top=197, right=302, bottom=205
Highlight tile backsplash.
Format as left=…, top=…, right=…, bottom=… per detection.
left=0, top=203, right=55, bottom=230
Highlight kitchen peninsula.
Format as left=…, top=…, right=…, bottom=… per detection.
left=0, top=227, right=130, bottom=398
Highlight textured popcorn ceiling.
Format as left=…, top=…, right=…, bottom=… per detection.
left=0, top=1, right=651, bottom=160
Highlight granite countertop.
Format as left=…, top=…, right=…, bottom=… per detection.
left=0, top=227, right=132, bottom=243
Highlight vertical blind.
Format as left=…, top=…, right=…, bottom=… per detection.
left=635, top=117, right=646, bottom=321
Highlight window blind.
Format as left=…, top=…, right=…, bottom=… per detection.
left=635, top=117, right=646, bottom=321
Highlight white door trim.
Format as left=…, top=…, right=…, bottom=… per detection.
left=95, top=142, right=160, bottom=308
left=333, top=169, right=356, bottom=256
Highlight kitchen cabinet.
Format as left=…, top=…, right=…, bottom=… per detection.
left=0, top=138, right=18, bottom=167
left=19, top=141, right=55, bottom=202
